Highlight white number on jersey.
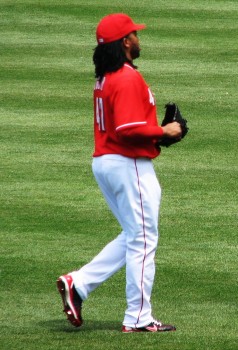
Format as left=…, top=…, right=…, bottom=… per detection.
left=96, top=97, right=105, bottom=131
left=148, top=88, right=155, bottom=106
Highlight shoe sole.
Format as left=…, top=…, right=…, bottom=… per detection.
left=122, top=325, right=176, bottom=333
left=57, top=276, right=83, bottom=327
left=157, top=327, right=176, bottom=332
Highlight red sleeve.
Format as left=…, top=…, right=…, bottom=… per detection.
left=116, top=124, right=164, bottom=140
left=111, top=72, right=147, bottom=129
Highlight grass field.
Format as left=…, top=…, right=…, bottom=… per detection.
left=0, top=0, right=237, bottom=349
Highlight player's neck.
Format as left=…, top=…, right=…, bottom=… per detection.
left=125, top=59, right=138, bottom=70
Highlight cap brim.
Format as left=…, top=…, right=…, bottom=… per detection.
left=134, top=24, right=146, bottom=31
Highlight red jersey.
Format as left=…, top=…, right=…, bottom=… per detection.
left=93, top=63, right=161, bottom=159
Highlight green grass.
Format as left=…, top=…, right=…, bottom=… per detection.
left=0, top=0, right=237, bottom=349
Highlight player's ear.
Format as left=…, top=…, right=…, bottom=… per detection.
left=122, top=36, right=131, bottom=49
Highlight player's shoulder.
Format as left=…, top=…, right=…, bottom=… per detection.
left=121, top=63, right=141, bottom=78
left=109, top=63, right=143, bottom=85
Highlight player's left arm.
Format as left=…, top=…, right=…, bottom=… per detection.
left=116, top=124, right=164, bottom=140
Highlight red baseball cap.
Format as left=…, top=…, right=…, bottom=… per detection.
left=96, top=13, right=146, bottom=44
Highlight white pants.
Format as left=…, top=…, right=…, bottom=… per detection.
left=71, top=155, right=162, bottom=328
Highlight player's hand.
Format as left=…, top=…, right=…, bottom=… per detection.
left=161, top=122, right=182, bottom=139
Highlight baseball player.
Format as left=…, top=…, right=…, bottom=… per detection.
left=57, top=13, right=182, bottom=333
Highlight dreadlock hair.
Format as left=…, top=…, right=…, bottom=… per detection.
left=93, top=38, right=136, bottom=81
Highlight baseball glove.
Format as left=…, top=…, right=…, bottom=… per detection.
left=156, top=102, right=189, bottom=148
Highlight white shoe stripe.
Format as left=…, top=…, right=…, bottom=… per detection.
left=60, top=275, right=79, bottom=320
